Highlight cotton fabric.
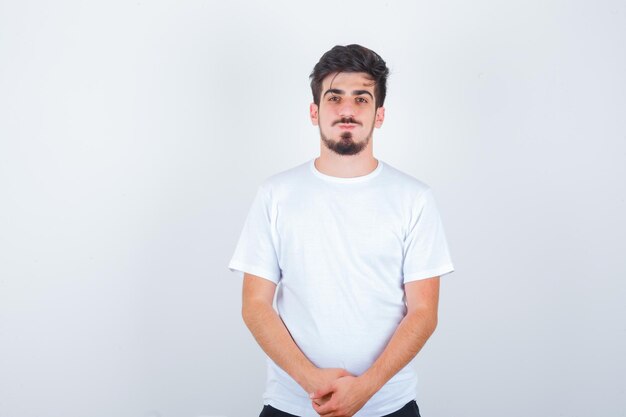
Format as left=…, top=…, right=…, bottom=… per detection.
left=229, top=159, right=454, bottom=417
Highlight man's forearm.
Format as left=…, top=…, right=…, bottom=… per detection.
left=242, top=299, right=317, bottom=389
left=361, top=308, right=438, bottom=393
left=242, top=274, right=352, bottom=398
left=310, top=307, right=438, bottom=417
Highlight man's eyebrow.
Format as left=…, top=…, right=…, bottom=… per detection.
left=323, top=88, right=345, bottom=97
left=323, top=88, right=374, bottom=98
left=352, top=90, right=373, bottom=98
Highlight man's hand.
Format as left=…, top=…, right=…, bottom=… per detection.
left=304, top=368, right=353, bottom=406
left=310, top=375, right=376, bottom=417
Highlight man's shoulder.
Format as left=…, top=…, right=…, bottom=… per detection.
left=379, top=160, right=432, bottom=196
left=268, top=159, right=311, bottom=182
left=254, top=159, right=434, bottom=202
left=256, top=159, right=312, bottom=195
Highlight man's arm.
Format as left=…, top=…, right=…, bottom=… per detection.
left=312, top=276, right=440, bottom=417
left=242, top=273, right=351, bottom=396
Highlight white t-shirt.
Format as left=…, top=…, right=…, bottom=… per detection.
left=228, top=158, right=455, bottom=417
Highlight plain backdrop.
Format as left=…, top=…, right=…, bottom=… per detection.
left=1, top=1, right=625, bottom=417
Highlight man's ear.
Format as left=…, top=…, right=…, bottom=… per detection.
left=310, top=103, right=319, bottom=126
left=374, top=106, right=385, bottom=128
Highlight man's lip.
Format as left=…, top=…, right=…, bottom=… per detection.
left=338, top=123, right=357, bottom=129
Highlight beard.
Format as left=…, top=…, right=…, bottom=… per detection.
left=320, top=131, right=369, bottom=155
left=319, top=119, right=375, bottom=156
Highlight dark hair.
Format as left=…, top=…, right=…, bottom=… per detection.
left=309, top=44, right=389, bottom=108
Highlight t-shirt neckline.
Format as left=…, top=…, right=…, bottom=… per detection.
left=309, top=158, right=384, bottom=183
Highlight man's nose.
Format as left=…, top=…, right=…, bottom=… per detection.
left=338, top=102, right=355, bottom=118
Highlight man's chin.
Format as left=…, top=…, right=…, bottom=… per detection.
left=320, top=130, right=371, bottom=156
left=326, top=141, right=366, bottom=156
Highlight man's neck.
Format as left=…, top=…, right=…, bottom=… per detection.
left=314, top=147, right=378, bottom=178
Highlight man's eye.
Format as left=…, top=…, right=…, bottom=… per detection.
left=356, top=97, right=368, bottom=103
left=329, top=96, right=340, bottom=102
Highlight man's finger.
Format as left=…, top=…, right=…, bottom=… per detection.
left=309, top=385, right=334, bottom=400
left=312, top=392, right=332, bottom=406
left=313, top=399, right=335, bottom=415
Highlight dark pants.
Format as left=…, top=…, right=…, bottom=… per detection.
left=259, top=400, right=421, bottom=417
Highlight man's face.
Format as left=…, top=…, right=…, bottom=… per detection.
left=310, top=72, right=385, bottom=156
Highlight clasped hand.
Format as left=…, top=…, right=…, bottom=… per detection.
left=309, top=373, right=375, bottom=417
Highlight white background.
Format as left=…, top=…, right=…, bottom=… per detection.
left=1, top=1, right=625, bottom=417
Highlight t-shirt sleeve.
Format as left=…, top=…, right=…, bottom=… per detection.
left=228, top=185, right=281, bottom=283
left=402, top=188, right=455, bottom=283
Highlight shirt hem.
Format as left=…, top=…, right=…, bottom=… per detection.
left=403, top=263, right=455, bottom=283
left=227, top=261, right=280, bottom=283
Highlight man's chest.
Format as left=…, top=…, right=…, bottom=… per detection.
left=274, top=192, right=408, bottom=268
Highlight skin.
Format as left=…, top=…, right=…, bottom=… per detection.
left=241, top=71, right=441, bottom=417
left=242, top=273, right=353, bottom=395
left=310, top=71, right=385, bottom=178
left=310, top=277, right=439, bottom=417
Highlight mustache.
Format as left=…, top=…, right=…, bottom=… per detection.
left=332, top=117, right=362, bottom=126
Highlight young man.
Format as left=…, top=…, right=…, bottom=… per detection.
left=228, top=44, right=455, bottom=417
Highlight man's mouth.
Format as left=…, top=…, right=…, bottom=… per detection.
left=333, top=118, right=361, bottom=128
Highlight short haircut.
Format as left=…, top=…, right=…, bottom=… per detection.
left=309, top=44, right=389, bottom=109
